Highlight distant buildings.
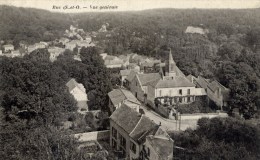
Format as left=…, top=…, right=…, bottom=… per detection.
left=110, top=104, right=173, bottom=160
left=3, top=44, right=14, bottom=52
left=104, top=55, right=125, bottom=68
left=48, top=47, right=65, bottom=62
left=185, top=26, right=209, bottom=35
left=66, top=78, right=88, bottom=111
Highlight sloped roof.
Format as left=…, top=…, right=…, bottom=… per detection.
left=194, top=76, right=210, bottom=88
left=125, top=70, right=138, bottom=82
left=66, top=78, right=86, bottom=93
left=108, top=88, right=140, bottom=106
left=110, top=104, right=142, bottom=133
left=137, top=73, right=161, bottom=86
left=130, top=115, right=158, bottom=143
left=149, top=76, right=195, bottom=88
left=208, top=80, right=229, bottom=92
left=146, top=135, right=173, bottom=159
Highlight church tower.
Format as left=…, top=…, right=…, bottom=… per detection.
left=165, top=49, right=177, bottom=78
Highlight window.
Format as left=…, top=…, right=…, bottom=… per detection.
left=187, top=89, right=190, bottom=95
left=112, top=127, right=117, bottom=139
left=119, top=134, right=126, bottom=149
left=179, top=89, right=182, bottom=95
left=179, top=97, right=182, bottom=103
left=112, top=139, right=117, bottom=149
left=187, top=97, right=190, bottom=102
left=130, top=141, right=136, bottom=154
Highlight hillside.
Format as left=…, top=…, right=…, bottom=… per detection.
left=0, top=5, right=71, bottom=47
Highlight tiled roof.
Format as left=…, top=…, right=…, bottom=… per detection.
left=149, top=76, right=195, bottom=88
left=108, top=88, right=140, bottom=106
left=110, top=104, right=142, bottom=133
left=137, top=73, right=161, bottom=86
left=130, top=115, right=158, bottom=143
left=146, top=135, right=173, bottom=159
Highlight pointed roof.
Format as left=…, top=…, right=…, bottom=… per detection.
left=169, top=49, right=175, bottom=65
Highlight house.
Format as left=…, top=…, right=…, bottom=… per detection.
left=3, top=44, right=14, bottom=52
left=128, top=63, right=140, bottom=71
left=120, top=69, right=140, bottom=86
left=85, top=36, right=92, bottom=43
left=104, top=55, right=124, bottom=68
left=110, top=104, right=172, bottom=160
left=141, top=132, right=174, bottom=160
left=146, top=50, right=206, bottom=113
left=66, top=78, right=88, bottom=111
left=120, top=70, right=132, bottom=86
left=77, top=40, right=95, bottom=48
left=11, top=50, right=21, bottom=57
left=108, top=88, right=141, bottom=114
left=193, top=76, right=230, bottom=110
left=130, top=73, right=161, bottom=102
left=185, top=26, right=209, bottom=35
left=27, top=45, right=37, bottom=53
left=73, top=54, right=82, bottom=61
left=100, top=53, right=108, bottom=60
left=59, top=37, right=70, bottom=45
left=65, top=40, right=78, bottom=51
left=35, top=42, right=47, bottom=49
left=48, top=47, right=65, bottom=62
left=124, top=70, right=139, bottom=89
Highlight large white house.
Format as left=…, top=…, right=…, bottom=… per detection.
left=146, top=50, right=206, bottom=106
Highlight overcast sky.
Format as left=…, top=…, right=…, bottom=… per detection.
left=0, top=0, right=260, bottom=12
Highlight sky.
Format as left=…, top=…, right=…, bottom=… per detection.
left=0, top=0, right=260, bottom=12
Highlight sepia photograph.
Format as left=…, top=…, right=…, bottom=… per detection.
left=0, top=0, right=260, bottom=159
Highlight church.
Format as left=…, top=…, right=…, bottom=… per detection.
left=146, top=49, right=206, bottom=107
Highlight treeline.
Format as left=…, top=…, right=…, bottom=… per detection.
left=171, top=117, right=260, bottom=160
left=0, top=5, right=71, bottom=47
